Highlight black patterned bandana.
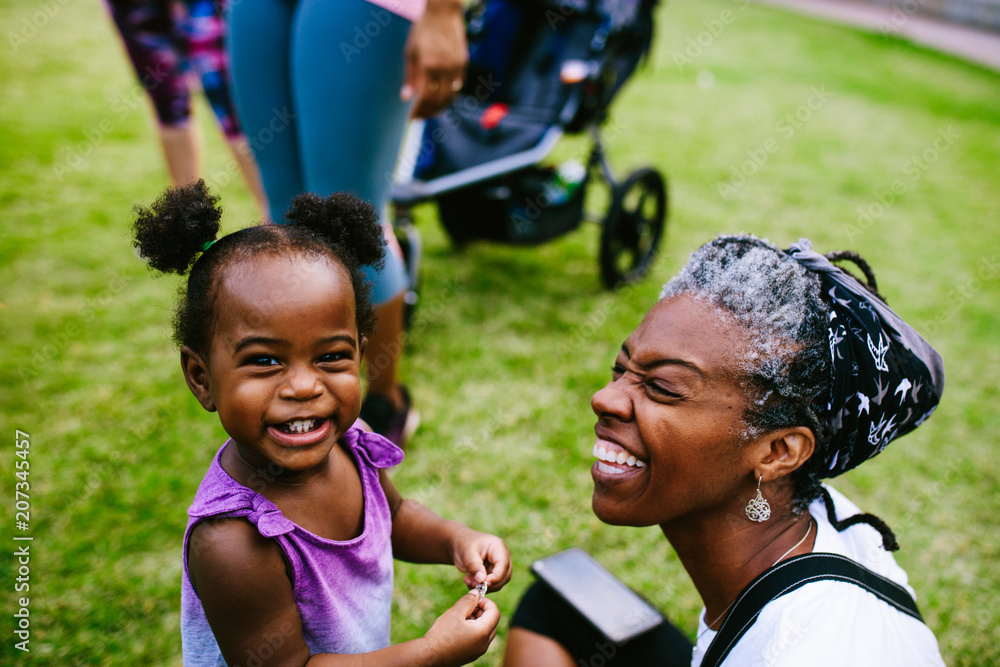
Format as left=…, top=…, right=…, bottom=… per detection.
left=787, top=240, right=945, bottom=477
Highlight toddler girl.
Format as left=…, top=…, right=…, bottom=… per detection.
left=132, top=181, right=511, bottom=666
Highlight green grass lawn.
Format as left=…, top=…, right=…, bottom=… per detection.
left=2, top=0, right=998, bottom=664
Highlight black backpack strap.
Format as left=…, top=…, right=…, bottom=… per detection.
left=701, top=552, right=924, bottom=667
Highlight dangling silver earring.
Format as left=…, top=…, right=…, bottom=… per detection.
left=745, top=474, right=771, bottom=522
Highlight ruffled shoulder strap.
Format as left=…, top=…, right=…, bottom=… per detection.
left=186, top=442, right=296, bottom=537
left=341, top=421, right=405, bottom=469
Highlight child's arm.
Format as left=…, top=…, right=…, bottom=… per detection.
left=381, top=470, right=513, bottom=591
left=188, top=517, right=498, bottom=666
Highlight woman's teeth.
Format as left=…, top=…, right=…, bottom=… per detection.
left=281, top=419, right=318, bottom=434
left=593, top=443, right=646, bottom=468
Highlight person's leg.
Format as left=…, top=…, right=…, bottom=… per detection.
left=504, top=581, right=693, bottom=667
left=226, top=0, right=301, bottom=222
left=159, top=124, right=202, bottom=185
left=224, top=137, right=269, bottom=216
left=290, top=0, right=414, bottom=444
left=364, top=289, right=406, bottom=401
left=504, top=627, right=577, bottom=667
left=107, top=0, right=201, bottom=184
left=179, top=0, right=268, bottom=215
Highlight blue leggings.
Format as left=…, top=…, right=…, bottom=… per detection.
left=227, top=0, right=410, bottom=304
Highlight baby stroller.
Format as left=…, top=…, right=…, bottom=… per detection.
left=391, top=0, right=667, bottom=300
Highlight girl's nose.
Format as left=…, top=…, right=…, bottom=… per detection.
left=591, top=378, right=633, bottom=421
left=279, top=367, right=323, bottom=400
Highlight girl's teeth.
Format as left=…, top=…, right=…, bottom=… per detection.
left=286, top=419, right=316, bottom=434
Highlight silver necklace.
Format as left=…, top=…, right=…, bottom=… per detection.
left=698, top=518, right=814, bottom=638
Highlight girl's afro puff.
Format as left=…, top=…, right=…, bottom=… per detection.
left=131, top=181, right=386, bottom=354
left=132, top=180, right=221, bottom=274
left=283, top=192, right=385, bottom=270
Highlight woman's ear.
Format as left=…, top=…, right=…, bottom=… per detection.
left=181, top=346, right=217, bottom=412
left=755, top=426, right=816, bottom=481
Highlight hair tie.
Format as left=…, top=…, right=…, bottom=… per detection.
left=785, top=239, right=944, bottom=477
left=200, top=239, right=217, bottom=253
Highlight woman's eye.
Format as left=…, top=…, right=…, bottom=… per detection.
left=611, top=364, right=625, bottom=379
left=645, top=382, right=681, bottom=399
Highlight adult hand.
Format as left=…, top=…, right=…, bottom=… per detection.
left=422, top=589, right=500, bottom=667
left=401, top=0, right=468, bottom=118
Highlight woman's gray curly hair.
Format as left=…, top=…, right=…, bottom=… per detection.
left=659, top=235, right=832, bottom=510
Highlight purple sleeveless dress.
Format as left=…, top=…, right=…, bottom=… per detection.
left=180, top=424, right=404, bottom=665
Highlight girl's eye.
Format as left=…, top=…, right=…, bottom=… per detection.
left=320, top=351, right=352, bottom=363
left=248, top=355, right=278, bottom=366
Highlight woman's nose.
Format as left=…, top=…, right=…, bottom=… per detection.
left=591, top=378, right=633, bottom=420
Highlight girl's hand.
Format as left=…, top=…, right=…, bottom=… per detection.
left=449, top=527, right=513, bottom=592
left=401, top=0, right=467, bottom=118
left=423, top=589, right=500, bottom=667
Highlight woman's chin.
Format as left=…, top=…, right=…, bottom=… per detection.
left=591, top=494, right=650, bottom=527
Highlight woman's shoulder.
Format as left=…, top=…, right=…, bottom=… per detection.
left=723, top=484, right=944, bottom=666
left=736, top=579, right=945, bottom=666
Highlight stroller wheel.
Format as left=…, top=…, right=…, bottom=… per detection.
left=599, top=167, right=667, bottom=289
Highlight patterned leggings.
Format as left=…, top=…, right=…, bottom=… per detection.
left=106, top=0, right=242, bottom=139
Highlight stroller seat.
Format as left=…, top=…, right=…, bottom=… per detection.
left=398, top=0, right=656, bottom=190
left=392, top=0, right=667, bottom=289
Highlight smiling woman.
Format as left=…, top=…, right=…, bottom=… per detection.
left=503, top=235, right=946, bottom=667
left=589, top=294, right=763, bottom=530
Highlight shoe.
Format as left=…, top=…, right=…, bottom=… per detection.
left=360, top=385, right=420, bottom=448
